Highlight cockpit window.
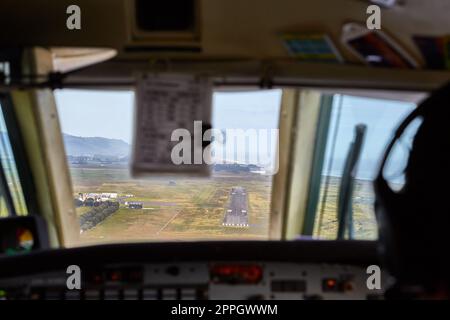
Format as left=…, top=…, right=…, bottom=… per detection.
left=313, top=95, right=416, bottom=240
left=0, top=100, right=28, bottom=217
left=55, top=89, right=281, bottom=243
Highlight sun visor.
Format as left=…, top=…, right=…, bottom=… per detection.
left=50, top=47, right=117, bottom=73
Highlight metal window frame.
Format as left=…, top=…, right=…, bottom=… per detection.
left=271, top=90, right=334, bottom=240
left=301, top=95, right=334, bottom=236
left=9, top=48, right=79, bottom=247
left=269, top=89, right=298, bottom=239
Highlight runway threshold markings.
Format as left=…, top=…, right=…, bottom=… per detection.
left=222, top=187, right=249, bottom=228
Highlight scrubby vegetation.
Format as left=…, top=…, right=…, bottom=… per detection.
left=79, top=201, right=120, bottom=231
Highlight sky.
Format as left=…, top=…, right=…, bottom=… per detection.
left=324, top=95, right=416, bottom=180
left=54, top=90, right=135, bottom=143
left=55, top=89, right=417, bottom=179
left=54, top=89, right=281, bottom=143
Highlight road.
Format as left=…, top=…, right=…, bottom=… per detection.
left=222, top=187, right=249, bottom=228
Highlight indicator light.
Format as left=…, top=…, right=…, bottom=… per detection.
left=86, top=270, right=104, bottom=285
left=327, top=279, right=337, bottom=288
left=210, top=264, right=263, bottom=284
left=322, top=278, right=339, bottom=292
left=343, top=281, right=354, bottom=291
left=107, top=270, right=123, bottom=282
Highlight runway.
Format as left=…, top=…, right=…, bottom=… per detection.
left=222, top=187, right=249, bottom=228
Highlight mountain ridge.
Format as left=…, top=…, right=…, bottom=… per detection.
left=62, top=133, right=130, bottom=157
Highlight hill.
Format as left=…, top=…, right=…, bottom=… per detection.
left=62, top=133, right=130, bottom=157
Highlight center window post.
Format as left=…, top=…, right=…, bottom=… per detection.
left=281, top=90, right=333, bottom=240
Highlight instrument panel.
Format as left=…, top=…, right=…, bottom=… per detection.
left=0, top=262, right=386, bottom=300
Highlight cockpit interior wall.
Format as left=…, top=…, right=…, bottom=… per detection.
left=0, top=0, right=450, bottom=61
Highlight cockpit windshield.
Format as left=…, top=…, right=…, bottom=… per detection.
left=55, top=89, right=281, bottom=243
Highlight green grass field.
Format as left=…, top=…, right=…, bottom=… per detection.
left=71, top=167, right=377, bottom=244
left=313, top=176, right=378, bottom=240
left=0, top=164, right=28, bottom=217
